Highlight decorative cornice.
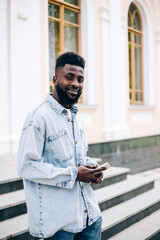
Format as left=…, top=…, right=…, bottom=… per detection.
left=100, top=5, right=110, bottom=22
left=17, top=12, right=28, bottom=21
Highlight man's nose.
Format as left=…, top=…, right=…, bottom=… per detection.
left=72, top=78, right=79, bottom=87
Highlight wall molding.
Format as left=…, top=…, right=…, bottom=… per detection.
left=100, top=5, right=110, bottom=21
left=157, top=31, right=160, bottom=42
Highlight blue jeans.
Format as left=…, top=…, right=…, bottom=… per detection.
left=44, top=217, right=102, bottom=240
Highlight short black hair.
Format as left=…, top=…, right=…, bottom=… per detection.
left=55, top=52, right=85, bottom=73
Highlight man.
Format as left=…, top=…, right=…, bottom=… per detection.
left=17, top=52, right=105, bottom=240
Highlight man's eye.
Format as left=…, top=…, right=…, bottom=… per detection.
left=78, top=78, right=84, bottom=83
left=66, top=76, right=73, bottom=80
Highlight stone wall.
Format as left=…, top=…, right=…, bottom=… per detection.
left=88, top=135, right=160, bottom=174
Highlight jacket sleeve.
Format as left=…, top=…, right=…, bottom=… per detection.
left=17, top=123, right=77, bottom=189
left=86, top=157, right=99, bottom=166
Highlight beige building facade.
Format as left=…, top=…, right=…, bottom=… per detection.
left=0, top=0, right=160, bottom=155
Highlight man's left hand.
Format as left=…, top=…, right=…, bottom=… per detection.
left=85, top=165, right=103, bottom=185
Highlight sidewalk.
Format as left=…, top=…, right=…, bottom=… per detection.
left=0, top=153, right=160, bottom=183
left=0, top=154, right=18, bottom=183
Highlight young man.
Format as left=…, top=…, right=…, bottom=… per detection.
left=17, top=52, right=104, bottom=240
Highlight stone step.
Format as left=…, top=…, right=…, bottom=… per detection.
left=0, top=164, right=129, bottom=195
left=0, top=154, right=22, bottom=195
left=0, top=214, right=39, bottom=240
left=1, top=188, right=159, bottom=240
left=0, top=176, right=156, bottom=238
left=0, top=153, right=129, bottom=194
left=0, top=168, right=131, bottom=221
left=95, top=175, right=154, bottom=211
left=0, top=179, right=23, bottom=195
left=108, top=209, right=160, bottom=240
left=92, top=166, right=130, bottom=190
left=0, top=190, right=26, bottom=221
left=101, top=186, right=160, bottom=240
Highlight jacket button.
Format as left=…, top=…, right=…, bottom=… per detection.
left=63, top=109, right=67, bottom=113
left=84, top=210, right=87, bottom=213
left=75, top=141, right=77, bottom=144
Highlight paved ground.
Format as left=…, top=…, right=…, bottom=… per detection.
left=0, top=154, right=18, bottom=182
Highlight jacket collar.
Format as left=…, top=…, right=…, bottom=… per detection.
left=45, top=94, right=78, bottom=115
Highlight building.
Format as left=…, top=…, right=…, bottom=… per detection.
left=0, top=0, right=160, bottom=155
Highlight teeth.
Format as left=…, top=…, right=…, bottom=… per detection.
left=68, top=90, right=78, bottom=94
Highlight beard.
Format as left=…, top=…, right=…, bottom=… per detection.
left=56, top=83, right=82, bottom=106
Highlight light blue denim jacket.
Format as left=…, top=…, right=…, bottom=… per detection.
left=17, top=94, right=101, bottom=238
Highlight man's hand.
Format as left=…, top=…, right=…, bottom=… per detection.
left=92, top=172, right=103, bottom=185
left=76, top=165, right=104, bottom=184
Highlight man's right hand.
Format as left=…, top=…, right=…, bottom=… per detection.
left=76, top=165, right=105, bottom=183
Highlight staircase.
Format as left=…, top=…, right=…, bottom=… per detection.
left=99, top=171, right=160, bottom=239
left=0, top=155, right=160, bottom=239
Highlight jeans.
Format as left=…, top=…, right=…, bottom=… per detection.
left=44, top=217, right=102, bottom=240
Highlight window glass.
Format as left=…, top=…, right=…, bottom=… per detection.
left=64, top=25, right=78, bottom=52
left=135, top=92, right=143, bottom=101
left=48, top=21, right=60, bottom=81
left=128, top=13, right=131, bottom=27
left=129, top=3, right=136, bottom=14
left=128, top=44, right=132, bottom=89
left=133, top=11, right=141, bottom=30
left=48, top=3, right=59, bottom=18
left=128, top=32, right=131, bottom=42
left=134, top=34, right=141, bottom=44
left=64, top=0, right=78, bottom=6
left=129, top=92, right=132, bottom=100
left=134, top=46, right=142, bottom=89
left=64, top=8, right=78, bottom=24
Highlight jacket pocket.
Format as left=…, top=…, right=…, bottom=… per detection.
left=47, top=130, right=73, bottom=162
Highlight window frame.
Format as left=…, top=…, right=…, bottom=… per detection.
left=48, top=0, right=81, bottom=54
left=128, top=3, right=144, bottom=105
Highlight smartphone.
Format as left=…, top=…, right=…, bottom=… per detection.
left=94, top=162, right=111, bottom=175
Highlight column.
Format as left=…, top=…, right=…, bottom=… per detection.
left=101, top=1, right=130, bottom=140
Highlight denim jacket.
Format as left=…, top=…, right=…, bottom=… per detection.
left=17, top=94, right=101, bottom=238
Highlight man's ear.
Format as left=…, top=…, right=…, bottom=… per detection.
left=53, top=76, right=58, bottom=87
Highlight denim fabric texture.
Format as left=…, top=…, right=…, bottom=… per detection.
left=44, top=216, right=102, bottom=240
left=17, top=94, right=101, bottom=238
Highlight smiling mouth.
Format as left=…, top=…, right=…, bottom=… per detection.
left=67, top=89, right=79, bottom=95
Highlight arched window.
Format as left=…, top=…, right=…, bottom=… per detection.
left=128, top=3, right=143, bottom=104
